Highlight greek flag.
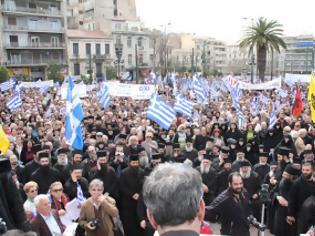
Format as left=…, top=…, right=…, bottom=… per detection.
left=250, top=97, right=259, bottom=116
left=147, top=93, right=176, bottom=130
left=193, top=75, right=207, bottom=103
left=100, top=83, right=110, bottom=108
left=6, top=92, right=22, bottom=111
left=278, top=88, right=288, bottom=98
left=76, top=182, right=86, bottom=203
left=268, top=103, right=277, bottom=129
left=171, top=72, right=178, bottom=96
left=230, top=80, right=246, bottom=128
left=174, top=94, right=194, bottom=118
left=65, top=76, right=84, bottom=150
left=0, top=79, right=16, bottom=92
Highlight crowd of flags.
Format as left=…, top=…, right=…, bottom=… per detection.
left=2, top=71, right=315, bottom=139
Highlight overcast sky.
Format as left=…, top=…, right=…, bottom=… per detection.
left=135, top=0, right=315, bottom=44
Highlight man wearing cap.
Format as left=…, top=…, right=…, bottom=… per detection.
left=253, top=152, right=270, bottom=184
left=21, top=143, right=42, bottom=183
left=212, top=146, right=230, bottom=172
left=172, top=143, right=185, bottom=163
left=141, top=132, right=158, bottom=160
left=275, top=146, right=292, bottom=181
left=53, top=148, right=71, bottom=184
left=231, top=148, right=247, bottom=172
left=272, top=164, right=299, bottom=236
left=119, top=154, right=145, bottom=236
left=215, top=159, right=233, bottom=196
left=64, top=163, right=89, bottom=201
left=226, top=138, right=238, bottom=161
left=197, top=154, right=217, bottom=205
left=30, top=152, right=61, bottom=194
left=90, top=150, right=119, bottom=199
left=181, top=136, right=198, bottom=164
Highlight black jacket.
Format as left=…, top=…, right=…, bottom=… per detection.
left=205, top=188, right=251, bottom=236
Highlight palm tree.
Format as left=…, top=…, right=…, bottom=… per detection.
left=239, top=17, right=286, bottom=82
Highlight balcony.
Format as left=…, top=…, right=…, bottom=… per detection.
left=5, top=42, right=65, bottom=49
left=3, top=24, right=64, bottom=33
left=7, top=57, right=66, bottom=67
left=94, top=54, right=111, bottom=61
left=2, top=5, right=62, bottom=17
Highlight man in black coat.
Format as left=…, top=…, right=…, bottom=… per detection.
left=196, top=154, right=217, bottom=205
left=119, top=154, right=145, bottom=236
left=20, top=143, right=42, bottom=184
left=287, top=161, right=315, bottom=235
left=90, top=150, right=119, bottom=199
left=64, top=164, right=89, bottom=201
left=253, top=152, right=270, bottom=184
left=215, top=159, right=232, bottom=196
left=206, top=172, right=252, bottom=236
left=0, top=156, right=31, bottom=232
left=53, top=148, right=71, bottom=184
left=30, top=152, right=61, bottom=194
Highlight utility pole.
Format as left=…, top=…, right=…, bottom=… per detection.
left=135, top=44, right=138, bottom=84
left=191, top=47, right=195, bottom=73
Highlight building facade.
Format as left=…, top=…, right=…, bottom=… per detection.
left=67, top=29, right=113, bottom=80
left=0, top=0, right=67, bottom=79
left=279, top=35, right=314, bottom=74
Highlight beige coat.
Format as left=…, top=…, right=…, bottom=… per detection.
left=79, top=196, right=119, bottom=236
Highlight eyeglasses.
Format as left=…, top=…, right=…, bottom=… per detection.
left=52, top=189, right=63, bottom=192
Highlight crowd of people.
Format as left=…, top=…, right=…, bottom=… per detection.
left=0, top=76, right=315, bottom=236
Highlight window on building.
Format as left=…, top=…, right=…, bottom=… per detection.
left=116, top=36, right=121, bottom=44
left=127, top=37, right=132, bottom=48
left=105, top=44, right=110, bottom=54
left=115, top=23, right=121, bottom=30
left=128, top=54, right=132, bottom=65
left=29, top=2, right=36, bottom=8
left=137, top=37, right=143, bottom=47
left=96, top=63, right=102, bottom=76
left=8, top=17, right=16, bottom=25
left=74, top=63, right=80, bottom=75
left=139, top=54, right=143, bottom=64
left=73, top=43, right=79, bottom=56
left=86, top=43, right=91, bottom=56
left=9, top=35, right=18, bottom=47
left=30, top=36, right=40, bottom=47
left=51, top=37, right=59, bottom=47
left=150, top=54, right=154, bottom=63
left=96, top=43, right=101, bottom=55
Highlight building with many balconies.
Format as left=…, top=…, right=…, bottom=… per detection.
left=0, top=0, right=67, bottom=79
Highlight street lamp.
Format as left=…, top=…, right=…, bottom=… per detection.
left=114, top=43, right=124, bottom=79
left=242, top=17, right=256, bottom=83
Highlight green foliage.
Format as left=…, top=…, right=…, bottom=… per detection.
left=0, top=66, right=9, bottom=82
left=47, top=64, right=64, bottom=83
left=239, top=17, right=286, bottom=81
left=106, top=66, right=117, bottom=80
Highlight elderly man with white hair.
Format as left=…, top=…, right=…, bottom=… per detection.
left=30, top=194, right=64, bottom=236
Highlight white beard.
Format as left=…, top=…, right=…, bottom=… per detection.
left=185, top=146, right=193, bottom=152
left=200, top=164, right=210, bottom=174
left=139, top=155, right=149, bottom=168
left=240, top=170, right=251, bottom=179
left=198, top=155, right=203, bottom=161
left=58, top=158, right=68, bottom=166
left=269, top=171, right=274, bottom=177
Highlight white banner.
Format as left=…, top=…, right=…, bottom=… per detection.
left=61, top=84, right=87, bottom=99
left=285, top=73, right=311, bottom=83
left=21, top=80, right=54, bottom=88
left=238, top=77, right=282, bottom=90
left=106, top=82, right=155, bottom=100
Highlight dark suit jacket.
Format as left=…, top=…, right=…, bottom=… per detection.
left=31, top=210, right=65, bottom=236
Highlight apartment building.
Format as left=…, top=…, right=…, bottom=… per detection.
left=0, top=0, right=67, bottom=79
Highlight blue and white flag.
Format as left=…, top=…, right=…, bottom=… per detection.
left=193, top=74, right=207, bottom=103
left=64, top=76, right=84, bottom=150
left=230, top=79, right=246, bottom=128
left=249, top=97, right=259, bottom=116
left=147, top=93, right=176, bottom=130
left=268, top=103, right=277, bottom=129
left=121, top=71, right=132, bottom=81
left=99, top=83, right=110, bottom=109
left=171, top=72, right=177, bottom=96
left=0, top=78, right=16, bottom=92
left=6, top=92, right=22, bottom=111
left=278, top=88, right=288, bottom=98
left=174, top=94, right=194, bottom=118
left=76, top=182, right=86, bottom=204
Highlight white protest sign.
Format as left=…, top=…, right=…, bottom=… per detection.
left=61, top=84, right=87, bottom=99
left=285, top=73, right=312, bottom=83
left=238, top=77, right=282, bottom=90
left=22, top=80, right=54, bottom=88
left=106, top=82, right=155, bottom=100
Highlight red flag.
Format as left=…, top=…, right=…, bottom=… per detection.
left=292, top=88, right=303, bottom=116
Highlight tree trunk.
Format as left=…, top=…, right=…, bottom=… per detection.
left=257, top=45, right=267, bottom=82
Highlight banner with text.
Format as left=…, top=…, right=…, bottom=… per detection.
left=238, top=77, right=282, bottom=90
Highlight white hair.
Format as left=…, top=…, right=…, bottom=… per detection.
left=34, top=194, right=49, bottom=207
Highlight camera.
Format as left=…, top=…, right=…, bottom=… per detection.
left=90, top=218, right=101, bottom=228
left=0, top=217, right=7, bottom=234
left=247, top=215, right=267, bottom=231
left=258, top=184, right=270, bottom=204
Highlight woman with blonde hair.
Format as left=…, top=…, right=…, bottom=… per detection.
left=23, top=181, right=38, bottom=221
left=79, top=179, right=119, bottom=236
